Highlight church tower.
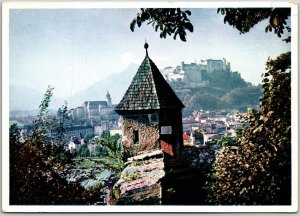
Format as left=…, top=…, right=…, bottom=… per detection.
left=115, top=43, right=184, bottom=167
left=106, top=91, right=112, bottom=107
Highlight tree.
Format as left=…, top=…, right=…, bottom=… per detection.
left=207, top=52, right=291, bottom=205
left=101, top=130, right=111, bottom=139
left=193, top=129, right=203, bottom=142
left=130, top=8, right=193, bottom=41
left=209, top=70, right=247, bottom=90
left=131, top=8, right=290, bottom=42
left=217, top=8, right=291, bottom=42
left=192, top=93, right=220, bottom=110
left=9, top=87, right=90, bottom=205
left=95, top=133, right=124, bottom=174
left=79, top=144, right=90, bottom=158
left=220, top=86, right=262, bottom=110
left=217, top=136, right=239, bottom=147
left=84, top=134, right=94, bottom=144
left=94, top=145, right=108, bottom=157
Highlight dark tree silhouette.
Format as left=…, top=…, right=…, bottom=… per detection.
left=130, top=8, right=193, bottom=42
left=131, top=8, right=291, bottom=42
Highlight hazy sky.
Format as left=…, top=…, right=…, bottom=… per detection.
left=9, top=8, right=291, bottom=98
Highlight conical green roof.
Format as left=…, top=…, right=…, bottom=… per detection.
left=115, top=49, right=184, bottom=113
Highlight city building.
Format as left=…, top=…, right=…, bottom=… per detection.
left=65, top=125, right=94, bottom=140
left=65, top=91, right=118, bottom=123
left=67, top=137, right=82, bottom=153
left=109, top=126, right=122, bottom=136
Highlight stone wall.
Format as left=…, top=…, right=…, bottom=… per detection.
left=113, top=150, right=165, bottom=205
left=112, top=147, right=219, bottom=205
left=122, top=114, right=160, bottom=158
left=181, top=145, right=219, bottom=171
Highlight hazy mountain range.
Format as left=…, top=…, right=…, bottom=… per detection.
left=9, top=63, right=261, bottom=117
left=9, top=64, right=138, bottom=113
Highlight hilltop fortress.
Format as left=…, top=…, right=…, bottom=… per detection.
left=162, top=58, right=231, bottom=87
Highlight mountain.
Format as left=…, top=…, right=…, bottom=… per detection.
left=9, top=64, right=139, bottom=112
left=66, top=64, right=138, bottom=108
left=9, top=63, right=261, bottom=117
left=9, top=85, right=65, bottom=112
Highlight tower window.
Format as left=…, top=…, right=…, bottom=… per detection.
left=133, top=130, right=139, bottom=144
left=148, top=114, right=158, bottom=123
left=161, top=126, right=172, bottom=135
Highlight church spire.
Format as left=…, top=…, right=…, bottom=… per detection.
left=106, top=91, right=112, bottom=107
left=144, top=39, right=149, bottom=57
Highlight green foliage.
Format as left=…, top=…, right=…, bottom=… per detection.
left=193, top=130, right=203, bottom=142
left=85, top=182, right=106, bottom=204
left=173, top=69, right=260, bottom=114
left=220, top=85, right=262, bottom=111
left=79, top=144, right=90, bottom=158
left=94, top=133, right=124, bottom=174
left=84, top=134, right=94, bottom=144
left=52, top=102, right=70, bottom=145
left=94, top=145, right=108, bottom=157
left=182, top=84, right=261, bottom=113
left=207, top=52, right=291, bottom=205
left=121, top=170, right=141, bottom=182
left=217, top=136, right=239, bottom=147
left=101, top=130, right=111, bottom=139
left=131, top=8, right=290, bottom=43
left=218, top=8, right=291, bottom=42
left=192, top=93, right=220, bottom=110
left=9, top=87, right=94, bottom=205
left=130, top=8, right=193, bottom=42
left=208, top=70, right=248, bottom=90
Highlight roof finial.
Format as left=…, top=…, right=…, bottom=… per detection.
left=144, top=39, right=149, bottom=56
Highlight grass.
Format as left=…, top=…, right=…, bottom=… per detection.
left=73, top=157, right=116, bottom=169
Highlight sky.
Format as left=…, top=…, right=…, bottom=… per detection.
left=9, top=8, right=291, bottom=98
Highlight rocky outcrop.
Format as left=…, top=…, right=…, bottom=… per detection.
left=113, top=150, right=165, bottom=204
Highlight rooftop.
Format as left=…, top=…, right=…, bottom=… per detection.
left=115, top=43, right=184, bottom=113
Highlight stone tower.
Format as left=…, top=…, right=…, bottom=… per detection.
left=115, top=43, right=184, bottom=167
left=106, top=91, right=112, bottom=107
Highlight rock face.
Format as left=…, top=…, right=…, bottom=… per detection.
left=113, top=150, right=165, bottom=204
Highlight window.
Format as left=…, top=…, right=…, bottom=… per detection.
left=161, top=126, right=172, bottom=135
left=133, top=130, right=139, bottom=144
left=148, top=114, right=158, bottom=123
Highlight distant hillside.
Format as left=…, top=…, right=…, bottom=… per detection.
left=9, top=86, right=41, bottom=111
left=9, top=86, right=65, bottom=111
left=170, top=69, right=262, bottom=117
left=9, top=64, right=139, bottom=112
left=67, top=64, right=138, bottom=108
left=9, top=63, right=261, bottom=117
left=9, top=86, right=64, bottom=111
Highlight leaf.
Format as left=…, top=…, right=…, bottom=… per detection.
left=185, top=10, right=191, bottom=16
left=137, top=18, right=142, bottom=27
left=184, top=22, right=194, bottom=32
left=273, top=17, right=278, bottom=26
left=240, top=187, right=247, bottom=194
left=177, top=32, right=185, bottom=41
left=263, top=78, right=269, bottom=83
left=265, top=26, right=269, bottom=33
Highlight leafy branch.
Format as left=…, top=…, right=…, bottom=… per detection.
left=130, top=8, right=193, bottom=42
